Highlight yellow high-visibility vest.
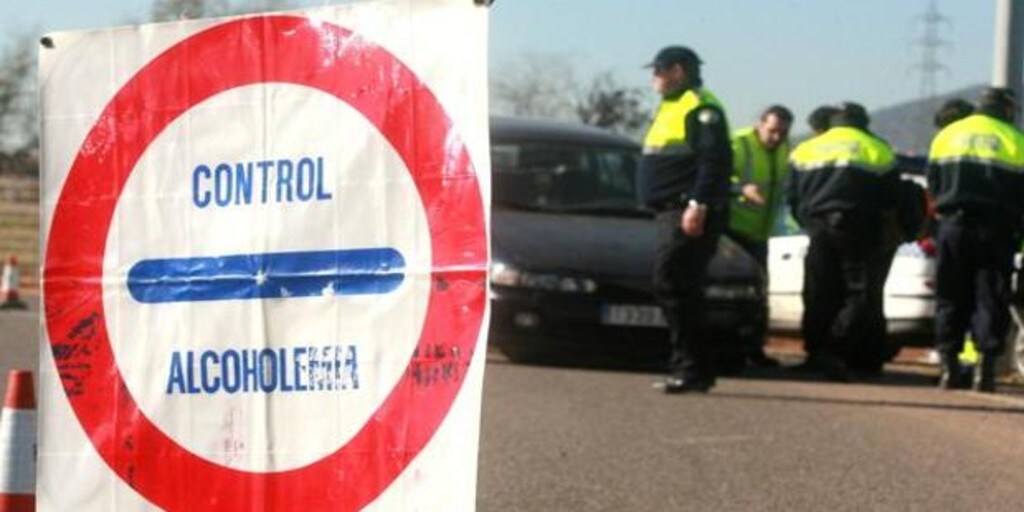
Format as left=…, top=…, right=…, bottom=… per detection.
left=729, top=127, right=790, bottom=241
left=790, top=127, right=895, bottom=173
left=929, top=113, right=1024, bottom=169
left=643, top=88, right=724, bottom=156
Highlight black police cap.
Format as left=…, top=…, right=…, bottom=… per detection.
left=832, top=101, right=870, bottom=129
left=980, top=87, right=1019, bottom=108
left=646, top=46, right=702, bottom=70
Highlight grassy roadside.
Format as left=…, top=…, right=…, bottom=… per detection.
left=0, top=176, right=39, bottom=289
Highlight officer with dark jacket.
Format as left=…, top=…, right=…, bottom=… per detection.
left=787, top=103, right=900, bottom=380
left=807, top=105, right=840, bottom=135
left=927, top=87, right=1024, bottom=392
left=638, top=46, right=732, bottom=393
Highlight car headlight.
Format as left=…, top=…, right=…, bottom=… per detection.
left=704, top=284, right=760, bottom=300
left=490, top=262, right=597, bottom=294
left=490, top=262, right=522, bottom=287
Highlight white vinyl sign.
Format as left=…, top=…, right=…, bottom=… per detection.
left=38, top=1, right=490, bottom=510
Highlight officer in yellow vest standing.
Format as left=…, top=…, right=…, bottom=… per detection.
left=927, top=87, right=1024, bottom=393
left=787, top=103, right=900, bottom=381
left=638, top=46, right=732, bottom=393
left=727, top=105, right=793, bottom=368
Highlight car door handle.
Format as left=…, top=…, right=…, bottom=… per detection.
left=781, top=253, right=793, bottom=260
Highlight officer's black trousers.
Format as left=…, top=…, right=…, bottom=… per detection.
left=653, top=208, right=725, bottom=380
left=934, top=214, right=1019, bottom=357
left=801, top=213, right=892, bottom=368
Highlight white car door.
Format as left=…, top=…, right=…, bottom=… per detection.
left=768, top=233, right=936, bottom=335
left=768, top=234, right=807, bottom=330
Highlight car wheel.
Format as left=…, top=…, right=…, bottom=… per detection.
left=495, top=344, right=540, bottom=364
left=716, top=353, right=748, bottom=376
left=883, top=338, right=902, bottom=362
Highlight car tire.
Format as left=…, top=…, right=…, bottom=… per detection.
left=495, top=344, right=540, bottom=364
left=883, top=338, right=902, bottom=363
left=715, top=353, right=748, bottom=376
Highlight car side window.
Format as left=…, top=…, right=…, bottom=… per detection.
left=492, top=142, right=640, bottom=211
left=593, top=151, right=636, bottom=200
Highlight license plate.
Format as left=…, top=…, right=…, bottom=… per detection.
left=601, top=305, right=668, bottom=328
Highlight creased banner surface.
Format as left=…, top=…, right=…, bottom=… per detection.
left=38, top=1, right=489, bottom=510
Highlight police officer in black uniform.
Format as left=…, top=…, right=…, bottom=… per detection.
left=927, top=87, right=1024, bottom=392
left=787, top=103, right=900, bottom=381
left=788, top=104, right=842, bottom=373
left=806, top=105, right=840, bottom=135
left=638, top=46, right=732, bottom=393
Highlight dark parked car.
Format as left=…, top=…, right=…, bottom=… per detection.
left=488, top=117, right=767, bottom=368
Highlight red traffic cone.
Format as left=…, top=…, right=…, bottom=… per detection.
left=0, top=256, right=26, bottom=310
left=0, top=371, right=35, bottom=512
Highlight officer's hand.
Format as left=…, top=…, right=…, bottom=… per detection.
left=741, top=184, right=767, bottom=205
left=681, top=203, right=706, bottom=236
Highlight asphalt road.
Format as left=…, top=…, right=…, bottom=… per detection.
left=0, top=293, right=37, bottom=397
left=4, top=299, right=1023, bottom=511
left=478, top=351, right=1024, bottom=512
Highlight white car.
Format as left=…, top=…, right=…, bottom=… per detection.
left=769, top=162, right=937, bottom=343
left=767, top=227, right=936, bottom=339
left=770, top=226, right=1024, bottom=376
left=1008, top=253, right=1024, bottom=375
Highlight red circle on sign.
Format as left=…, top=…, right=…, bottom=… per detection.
left=43, top=15, right=487, bottom=511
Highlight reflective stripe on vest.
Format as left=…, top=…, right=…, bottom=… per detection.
left=790, top=127, right=895, bottom=174
left=928, top=114, right=1024, bottom=173
left=642, top=88, right=723, bottom=155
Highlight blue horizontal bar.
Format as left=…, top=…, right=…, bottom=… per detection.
left=127, top=248, right=405, bottom=304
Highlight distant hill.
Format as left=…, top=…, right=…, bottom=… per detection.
left=870, top=84, right=987, bottom=156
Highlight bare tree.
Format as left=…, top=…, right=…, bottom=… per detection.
left=234, top=0, right=293, bottom=14
left=0, top=35, right=38, bottom=175
left=575, top=72, right=648, bottom=135
left=491, top=53, right=651, bottom=135
left=491, top=53, right=578, bottom=120
left=149, top=0, right=230, bottom=20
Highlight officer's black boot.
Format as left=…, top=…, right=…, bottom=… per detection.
left=663, top=375, right=714, bottom=394
left=972, top=354, right=997, bottom=393
left=937, top=354, right=961, bottom=390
